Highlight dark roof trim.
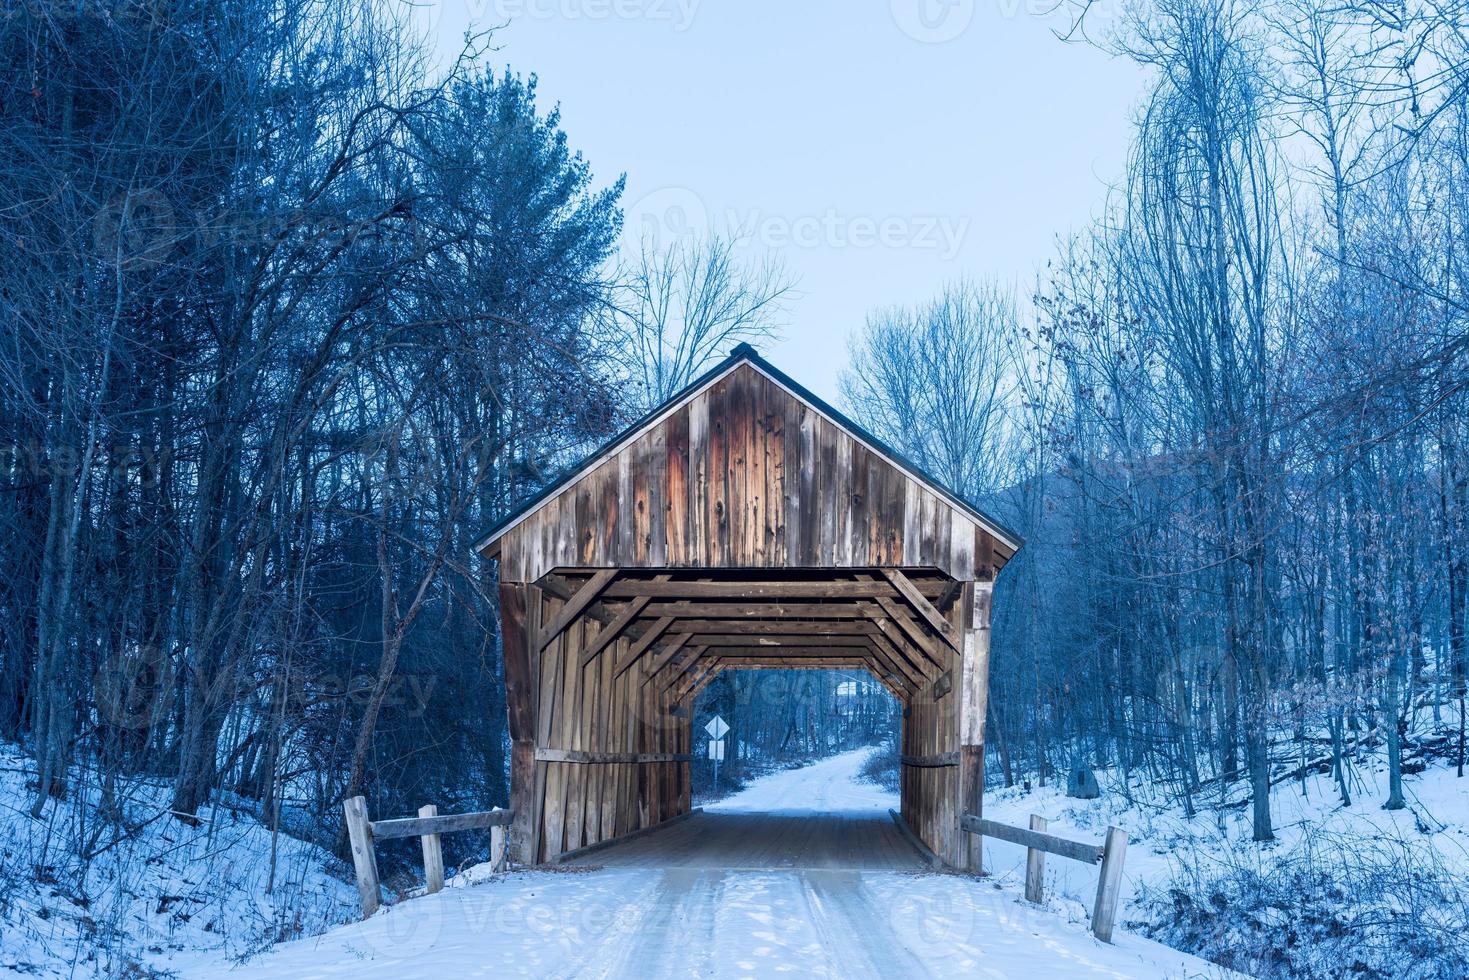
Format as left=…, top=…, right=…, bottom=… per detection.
left=472, top=343, right=1024, bottom=556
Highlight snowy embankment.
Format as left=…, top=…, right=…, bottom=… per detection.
left=981, top=756, right=1469, bottom=917
left=0, top=742, right=355, bottom=977
left=179, top=748, right=1237, bottom=979
left=979, top=754, right=1469, bottom=978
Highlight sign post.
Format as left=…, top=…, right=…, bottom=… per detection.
left=705, top=715, right=729, bottom=789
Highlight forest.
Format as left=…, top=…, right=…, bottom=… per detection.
left=2, top=1, right=1467, bottom=977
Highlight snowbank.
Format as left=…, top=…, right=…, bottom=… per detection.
left=0, top=742, right=356, bottom=977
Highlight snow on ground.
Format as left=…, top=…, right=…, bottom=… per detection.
left=173, top=864, right=1238, bottom=980
left=706, top=747, right=897, bottom=815
left=179, top=747, right=1237, bottom=979
left=14, top=740, right=1457, bottom=978
left=977, top=752, right=1469, bottom=934
left=0, top=742, right=356, bottom=978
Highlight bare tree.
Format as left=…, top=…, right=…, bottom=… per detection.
left=612, top=233, right=792, bottom=411
left=841, top=278, right=1019, bottom=502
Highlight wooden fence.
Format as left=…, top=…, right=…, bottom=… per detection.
left=961, top=813, right=1128, bottom=942
left=342, top=796, right=514, bottom=917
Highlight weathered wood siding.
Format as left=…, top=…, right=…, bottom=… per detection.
left=504, top=582, right=692, bottom=863
left=900, top=589, right=965, bottom=866
left=491, top=363, right=1011, bottom=583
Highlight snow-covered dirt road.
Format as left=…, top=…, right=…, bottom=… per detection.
left=572, top=751, right=921, bottom=871
left=705, top=749, right=898, bottom=814
left=182, top=749, right=1236, bottom=979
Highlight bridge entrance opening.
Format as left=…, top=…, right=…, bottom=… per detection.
left=562, top=667, right=915, bottom=871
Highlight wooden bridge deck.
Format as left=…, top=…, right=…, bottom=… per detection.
left=567, top=810, right=928, bottom=871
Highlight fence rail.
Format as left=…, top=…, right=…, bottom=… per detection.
left=343, top=796, right=514, bottom=918
left=961, top=813, right=1128, bottom=943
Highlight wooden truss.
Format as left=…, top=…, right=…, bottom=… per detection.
left=534, top=566, right=963, bottom=707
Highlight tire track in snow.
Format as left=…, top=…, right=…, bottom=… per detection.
left=537, top=873, right=663, bottom=980
left=621, top=869, right=724, bottom=979
left=564, top=869, right=725, bottom=980
left=799, top=870, right=931, bottom=979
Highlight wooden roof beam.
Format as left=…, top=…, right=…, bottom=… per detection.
left=537, top=572, right=616, bottom=626
left=672, top=662, right=722, bottom=702
left=658, top=647, right=711, bottom=695
left=641, top=637, right=699, bottom=686
left=577, top=597, right=649, bottom=667
left=864, top=611, right=942, bottom=682
left=882, top=568, right=961, bottom=651
left=636, top=602, right=874, bottom=620
left=536, top=569, right=617, bottom=651
left=683, top=666, right=727, bottom=702
left=665, top=620, right=878, bottom=636
left=868, top=597, right=951, bottom=671
left=863, top=629, right=928, bottom=688
left=687, top=635, right=881, bottom=649
left=612, top=616, right=675, bottom=678
left=598, top=580, right=937, bottom=601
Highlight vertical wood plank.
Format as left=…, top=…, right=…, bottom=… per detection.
left=834, top=436, right=852, bottom=566
left=419, top=804, right=444, bottom=894
left=500, top=583, right=540, bottom=865
left=343, top=796, right=380, bottom=918
left=665, top=402, right=690, bottom=566
left=1025, top=813, right=1046, bottom=903
left=1092, top=827, right=1129, bottom=943
left=490, top=824, right=508, bottom=873
left=689, top=390, right=708, bottom=567
left=957, top=580, right=991, bottom=872
left=710, top=378, right=730, bottom=565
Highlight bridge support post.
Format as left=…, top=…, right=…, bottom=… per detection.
left=957, top=580, right=992, bottom=874
left=500, top=582, right=541, bottom=865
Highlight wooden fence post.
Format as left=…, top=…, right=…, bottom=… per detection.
left=343, top=795, right=381, bottom=918
left=419, top=804, right=444, bottom=894
left=490, top=821, right=508, bottom=872
left=1091, top=826, right=1128, bottom=943
left=1025, top=814, right=1047, bottom=904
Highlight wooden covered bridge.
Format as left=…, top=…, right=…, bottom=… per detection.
left=477, top=345, right=1021, bottom=870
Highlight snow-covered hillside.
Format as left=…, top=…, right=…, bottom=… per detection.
left=0, top=742, right=356, bottom=977
left=977, top=753, right=1469, bottom=978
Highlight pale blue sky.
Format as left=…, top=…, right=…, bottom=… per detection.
left=417, top=0, right=1143, bottom=399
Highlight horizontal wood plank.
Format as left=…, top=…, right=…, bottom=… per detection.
left=960, top=816, right=1104, bottom=865
left=371, top=808, right=514, bottom=840
left=535, top=748, right=693, bottom=765
left=602, top=580, right=910, bottom=600
left=900, top=752, right=959, bottom=768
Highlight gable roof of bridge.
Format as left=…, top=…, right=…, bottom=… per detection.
left=475, top=344, right=1022, bottom=578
